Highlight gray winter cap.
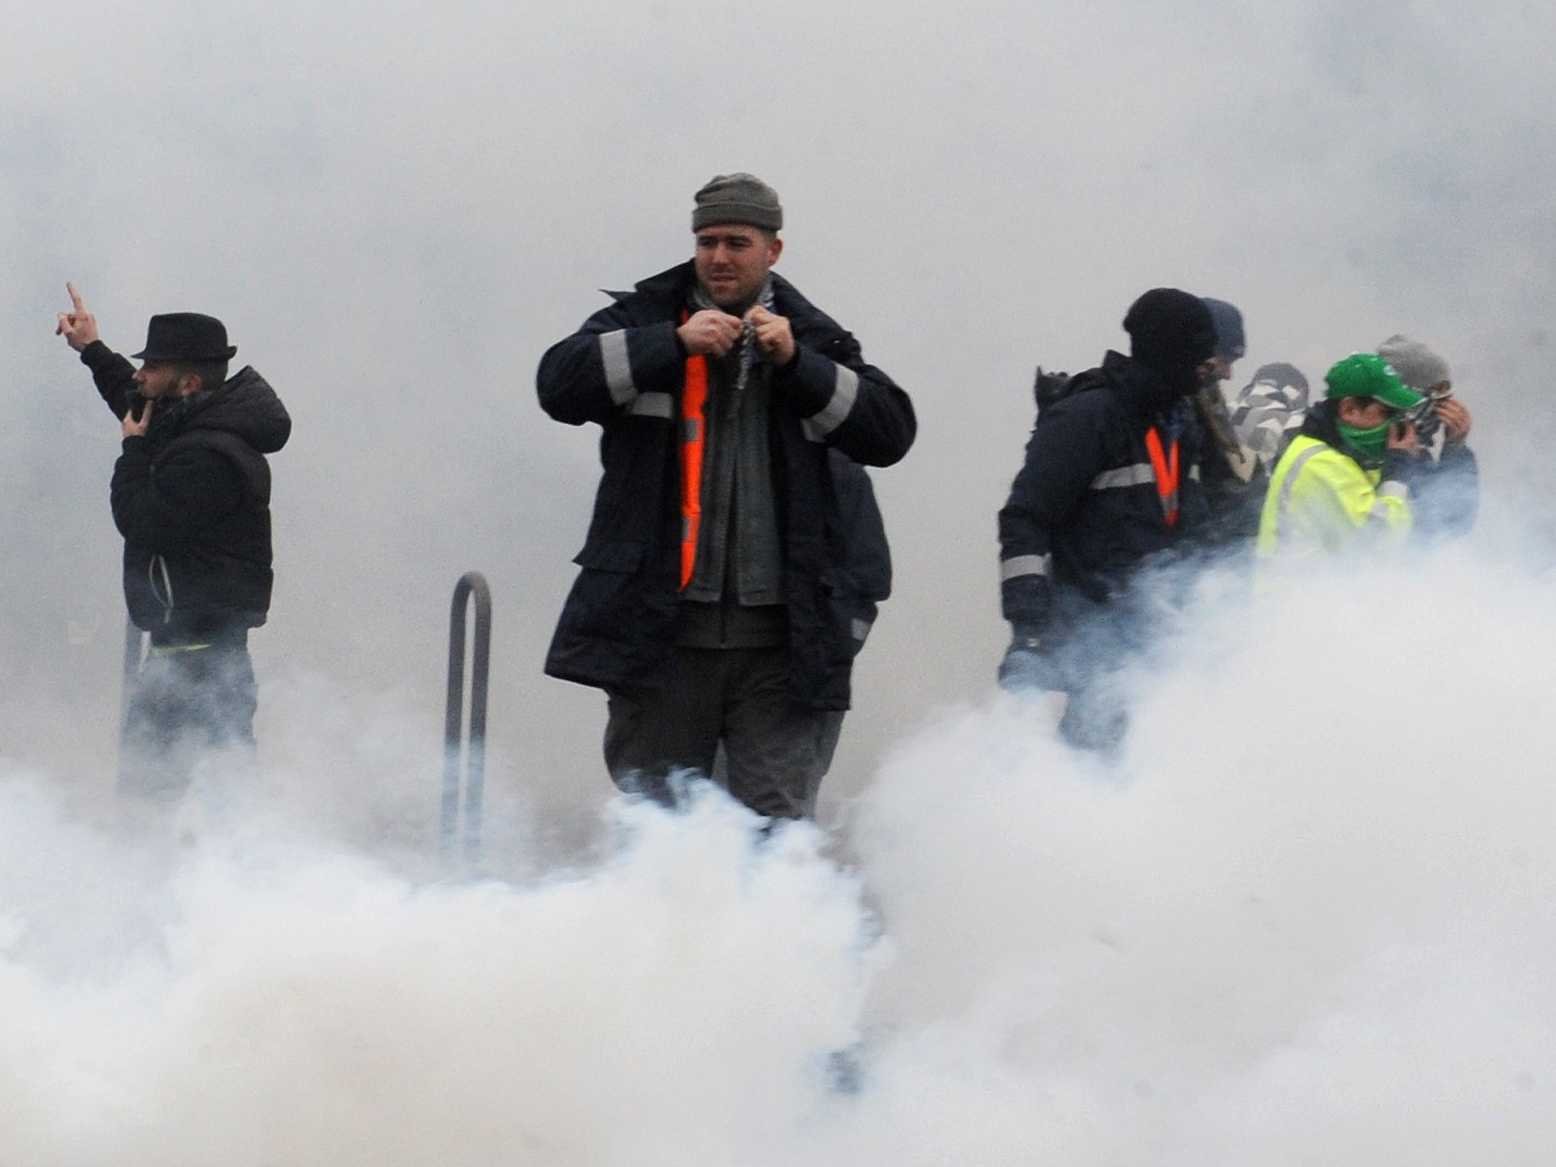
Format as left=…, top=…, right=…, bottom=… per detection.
left=692, top=173, right=783, bottom=232
left=1201, top=297, right=1246, bottom=360
left=1377, top=334, right=1451, bottom=391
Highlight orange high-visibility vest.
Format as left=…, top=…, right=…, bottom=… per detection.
left=679, top=331, right=710, bottom=589
left=1144, top=425, right=1181, bottom=527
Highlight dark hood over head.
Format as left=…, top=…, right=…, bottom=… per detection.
left=1123, top=288, right=1216, bottom=399
left=180, top=366, right=291, bottom=454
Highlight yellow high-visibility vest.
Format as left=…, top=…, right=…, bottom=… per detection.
left=1257, top=434, right=1412, bottom=558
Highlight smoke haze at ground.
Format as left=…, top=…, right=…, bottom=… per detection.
left=3, top=558, right=1554, bottom=1163
left=2, top=3, right=1554, bottom=1158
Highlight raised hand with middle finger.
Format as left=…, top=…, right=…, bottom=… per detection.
left=55, top=282, right=100, bottom=352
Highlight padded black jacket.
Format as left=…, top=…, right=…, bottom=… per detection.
left=998, top=350, right=1236, bottom=641
left=84, top=342, right=290, bottom=641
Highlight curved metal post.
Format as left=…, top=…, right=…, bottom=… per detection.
left=442, top=572, right=492, bottom=865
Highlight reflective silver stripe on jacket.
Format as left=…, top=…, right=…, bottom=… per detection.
left=1091, top=463, right=1155, bottom=490
left=1368, top=480, right=1407, bottom=527
left=1000, top=554, right=1052, bottom=582
left=1272, top=442, right=1330, bottom=538
left=852, top=617, right=873, bottom=644
left=599, top=330, right=636, bottom=405
left=802, top=364, right=859, bottom=441
left=629, top=391, right=673, bottom=419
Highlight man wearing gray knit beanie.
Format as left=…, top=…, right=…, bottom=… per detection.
left=1376, top=333, right=1478, bottom=538
left=537, top=172, right=916, bottom=821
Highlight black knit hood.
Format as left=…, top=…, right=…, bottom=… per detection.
left=150, top=366, right=291, bottom=454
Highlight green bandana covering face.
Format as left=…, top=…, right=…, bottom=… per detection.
left=1339, top=418, right=1390, bottom=457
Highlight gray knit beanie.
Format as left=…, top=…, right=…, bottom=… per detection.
left=1377, top=334, right=1451, bottom=391
left=691, top=173, right=783, bottom=231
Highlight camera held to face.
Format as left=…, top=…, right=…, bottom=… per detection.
left=1403, top=392, right=1446, bottom=447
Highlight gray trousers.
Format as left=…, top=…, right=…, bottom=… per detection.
left=119, top=640, right=257, bottom=801
left=604, top=646, right=843, bottom=820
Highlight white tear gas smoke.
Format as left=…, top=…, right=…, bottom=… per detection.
left=3, top=548, right=1553, bottom=1164
left=4, top=0, right=1555, bottom=1157
left=6, top=0, right=1556, bottom=828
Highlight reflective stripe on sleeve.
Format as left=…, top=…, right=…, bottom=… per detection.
left=1000, top=554, right=1052, bottom=582
left=1277, top=443, right=1329, bottom=520
left=851, top=617, right=873, bottom=643
left=599, top=330, right=636, bottom=405
left=629, top=391, right=673, bottom=419
left=802, top=364, right=859, bottom=441
left=1091, top=463, right=1156, bottom=490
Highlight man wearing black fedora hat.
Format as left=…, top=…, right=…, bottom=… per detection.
left=57, top=284, right=291, bottom=800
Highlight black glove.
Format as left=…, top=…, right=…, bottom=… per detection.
left=998, top=628, right=1062, bottom=693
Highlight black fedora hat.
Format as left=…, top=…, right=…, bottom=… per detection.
left=131, top=313, right=238, bottom=361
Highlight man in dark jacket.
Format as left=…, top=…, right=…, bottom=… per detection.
left=997, top=288, right=1225, bottom=751
left=537, top=173, right=914, bottom=819
left=57, top=285, right=291, bottom=799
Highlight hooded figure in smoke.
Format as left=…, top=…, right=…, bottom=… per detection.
left=56, top=288, right=291, bottom=800
left=997, top=288, right=1239, bottom=751
left=1226, top=361, right=1312, bottom=475
left=1375, top=334, right=1479, bottom=541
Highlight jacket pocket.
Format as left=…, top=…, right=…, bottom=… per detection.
left=561, top=540, right=650, bottom=645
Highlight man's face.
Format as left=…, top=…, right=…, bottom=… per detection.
left=693, top=224, right=782, bottom=310
left=1338, top=397, right=1395, bottom=428
left=133, top=361, right=183, bottom=399
left=1194, top=355, right=1233, bottom=390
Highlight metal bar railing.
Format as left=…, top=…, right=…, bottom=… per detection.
left=441, top=572, right=492, bottom=865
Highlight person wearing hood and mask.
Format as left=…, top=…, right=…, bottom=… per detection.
left=1375, top=334, right=1478, bottom=541
left=1193, top=296, right=1265, bottom=540
left=1226, top=361, right=1311, bottom=475
left=997, top=288, right=1226, bottom=750
left=1257, top=352, right=1425, bottom=560
left=56, top=285, right=291, bottom=801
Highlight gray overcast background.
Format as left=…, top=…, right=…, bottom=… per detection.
left=3, top=0, right=1552, bottom=840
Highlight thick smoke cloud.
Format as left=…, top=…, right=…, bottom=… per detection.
left=3, top=557, right=1555, bottom=1163
left=1, top=3, right=1553, bottom=1157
